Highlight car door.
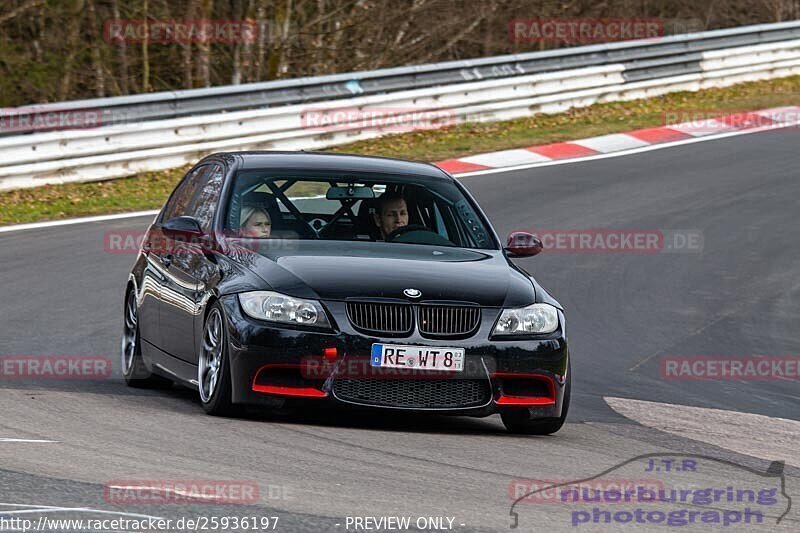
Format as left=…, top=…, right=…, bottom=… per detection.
left=141, top=165, right=204, bottom=351
left=159, top=163, right=225, bottom=363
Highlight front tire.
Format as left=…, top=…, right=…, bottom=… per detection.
left=501, top=365, right=571, bottom=435
left=121, top=287, right=172, bottom=388
left=198, top=303, right=238, bottom=416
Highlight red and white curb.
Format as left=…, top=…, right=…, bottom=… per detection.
left=435, top=106, right=800, bottom=174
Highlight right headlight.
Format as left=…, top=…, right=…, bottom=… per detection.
left=492, top=303, right=559, bottom=335
left=238, top=291, right=331, bottom=329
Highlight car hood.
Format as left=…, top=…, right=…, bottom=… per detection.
left=232, top=240, right=536, bottom=308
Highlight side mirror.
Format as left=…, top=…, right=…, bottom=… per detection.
left=162, top=216, right=203, bottom=239
left=505, top=231, right=543, bottom=258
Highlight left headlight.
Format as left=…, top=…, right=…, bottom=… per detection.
left=493, top=303, right=559, bottom=335
left=238, top=291, right=332, bottom=329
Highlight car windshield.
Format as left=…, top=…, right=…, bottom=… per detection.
left=223, top=170, right=496, bottom=249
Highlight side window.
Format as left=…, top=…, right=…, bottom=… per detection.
left=188, top=164, right=225, bottom=231
left=161, top=166, right=209, bottom=222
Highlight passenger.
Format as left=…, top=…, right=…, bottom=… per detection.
left=372, top=192, right=409, bottom=240
left=240, top=205, right=272, bottom=238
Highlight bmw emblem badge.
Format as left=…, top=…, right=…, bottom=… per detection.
left=403, top=288, right=421, bottom=298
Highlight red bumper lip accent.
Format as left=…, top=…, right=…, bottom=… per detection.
left=495, top=395, right=555, bottom=406
left=252, top=363, right=328, bottom=398
left=252, top=384, right=328, bottom=398
left=492, top=372, right=556, bottom=406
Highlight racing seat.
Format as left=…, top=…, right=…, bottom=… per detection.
left=355, top=199, right=381, bottom=240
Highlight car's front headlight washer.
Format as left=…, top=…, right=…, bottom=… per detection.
left=493, top=303, right=559, bottom=335
left=238, top=291, right=331, bottom=329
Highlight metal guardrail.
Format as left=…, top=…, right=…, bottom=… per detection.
left=3, top=21, right=800, bottom=134
left=1, top=21, right=799, bottom=190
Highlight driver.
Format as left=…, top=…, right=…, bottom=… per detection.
left=373, top=191, right=409, bottom=240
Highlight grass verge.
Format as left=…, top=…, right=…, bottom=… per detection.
left=2, top=75, right=799, bottom=226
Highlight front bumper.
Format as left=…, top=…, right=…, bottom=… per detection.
left=221, top=296, right=569, bottom=418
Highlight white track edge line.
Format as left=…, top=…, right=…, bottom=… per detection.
left=0, top=210, right=159, bottom=234
left=0, top=438, right=57, bottom=443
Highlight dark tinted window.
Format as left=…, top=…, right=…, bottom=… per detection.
left=161, top=165, right=209, bottom=222
left=188, top=164, right=225, bottom=231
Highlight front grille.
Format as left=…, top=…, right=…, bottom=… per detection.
left=333, top=378, right=491, bottom=409
left=419, top=305, right=481, bottom=336
left=346, top=302, right=413, bottom=335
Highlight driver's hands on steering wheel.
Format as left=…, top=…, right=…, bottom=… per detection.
left=385, top=224, right=429, bottom=241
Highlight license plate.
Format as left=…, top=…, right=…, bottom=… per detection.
left=370, top=343, right=464, bottom=372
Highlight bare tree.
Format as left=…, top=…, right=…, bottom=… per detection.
left=1, top=0, right=797, bottom=106
left=87, top=0, right=106, bottom=97
left=111, top=0, right=131, bottom=93
left=141, top=0, right=150, bottom=92
left=196, top=0, right=213, bottom=87
left=58, top=0, right=85, bottom=100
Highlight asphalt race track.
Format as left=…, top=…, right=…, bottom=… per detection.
left=1, top=128, right=799, bottom=532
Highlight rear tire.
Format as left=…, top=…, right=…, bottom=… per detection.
left=121, top=287, right=172, bottom=389
left=501, top=364, right=571, bottom=435
left=198, top=303, right=239, bottom=416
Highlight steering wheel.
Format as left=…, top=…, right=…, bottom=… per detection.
left=385, top=224, right=431, bottom=241
left=308, top=218, right=328, bottom=237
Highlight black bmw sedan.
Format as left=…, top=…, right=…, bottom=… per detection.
left=122, top=152, right=570, bottom=434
